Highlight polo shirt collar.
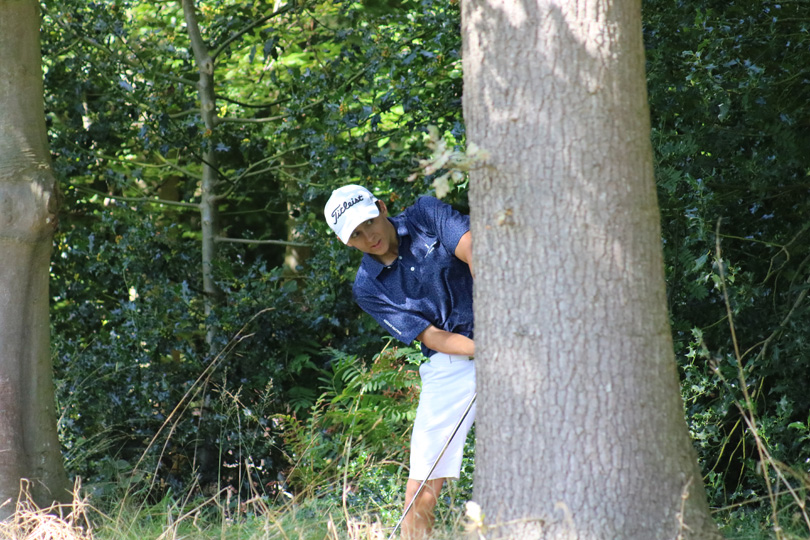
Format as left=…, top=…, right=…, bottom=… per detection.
left=393, top=214, right=409, bottom=237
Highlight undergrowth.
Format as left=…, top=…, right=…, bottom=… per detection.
left=6, top=259, right=810, bottom=539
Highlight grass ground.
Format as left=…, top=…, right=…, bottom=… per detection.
left=0, top=491, right=469, bottom=540
left=2, top=429, right=806, bottom=539
left=0, top=473, right=476, bottom=540
left=1, top=483, right=808, bottom=540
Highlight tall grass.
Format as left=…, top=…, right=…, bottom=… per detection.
left=713, top=224, right=810, bottom=540
left=8, top=276, right=810, bottom=539
left=0, top=479, right=472, bottom=540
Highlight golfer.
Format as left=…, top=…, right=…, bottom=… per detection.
left=325, top=184, right=476, bottom=539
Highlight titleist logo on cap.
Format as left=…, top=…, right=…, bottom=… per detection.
left=331, top=194, right=364, bottom=225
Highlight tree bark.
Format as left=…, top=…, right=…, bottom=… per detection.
left=183, top=0, right=223, bottom=352
left=463, top=0, right=720, bottom=538
left=0, top=0, right=70, bottom=515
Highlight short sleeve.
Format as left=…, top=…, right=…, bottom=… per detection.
left=409, top=197, right=470, bottom=255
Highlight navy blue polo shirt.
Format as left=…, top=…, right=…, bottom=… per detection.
left=352, top=196, right=474, bottom=358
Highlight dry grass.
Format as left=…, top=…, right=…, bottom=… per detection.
left=0, top=480, right=93, bottom=540
left=0, top=479, right=430, bottom=540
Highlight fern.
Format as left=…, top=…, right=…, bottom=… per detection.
left=279, top=343, right=423, bottom=494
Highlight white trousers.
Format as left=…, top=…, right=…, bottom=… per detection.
left=408, top=353, right=476, bottom=480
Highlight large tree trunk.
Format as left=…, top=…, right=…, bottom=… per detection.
left=0, top=0, right=70, bottom=516
left=463, top=0, right=720, bottom=538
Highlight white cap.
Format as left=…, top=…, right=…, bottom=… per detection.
left=324, top=185, right=380, bottom=243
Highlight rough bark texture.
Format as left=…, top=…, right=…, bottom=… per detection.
left=462, top=0, right=720, bottom=538
left=0, top=0, right=71, bottom=515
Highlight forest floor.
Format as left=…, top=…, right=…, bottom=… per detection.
left=0, top=487, right=802, bottom=540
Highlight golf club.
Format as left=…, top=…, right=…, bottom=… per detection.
left=387, top=391, right=477, bottom=540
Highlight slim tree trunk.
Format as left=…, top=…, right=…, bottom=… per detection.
left=463, top=0, right=720, bottom=538
left=183, top=0, right=223, bottom=352
left=284, top=179, right=311, bottom=275
left=0, top=0, right=70, bottom=515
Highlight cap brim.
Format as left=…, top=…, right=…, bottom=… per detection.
left=338, top=204, right=380, bottom=243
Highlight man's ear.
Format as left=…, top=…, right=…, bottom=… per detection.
left=376, top=199, right=388, bottom=217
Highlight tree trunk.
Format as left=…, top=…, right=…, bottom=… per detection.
left=0, top=0, right=70, bottom=515
left=183, top=0, right=223, bottom=352
left=284, top=179, right=311, bottom=275
left=463, top=0, right=720, bottom=538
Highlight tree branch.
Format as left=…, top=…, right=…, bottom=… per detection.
left=217, top=95, right=291, bottom=109
left=215, top=236, right=309, bottom=247
left=740, top=257, right=810, bottom=365
left=215, top=145, right=309, bottom=200
left=211, top=3, right=298, bottom=61
left=154, top=153, right=203, bottom=181
left=216, top=68, right=367, bottom=126
left=74, top=186, right=200, bottom=209
left=41, top=4, right=197, bottom=87
left=217, top=115, right=285, bottom=124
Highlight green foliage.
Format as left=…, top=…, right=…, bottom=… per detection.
left=40, top=0, right=810, bottom=529
left=645, top=0, right=810, bottom=508
left=43, top=0, right=466, bottom=498
left=278, top=344, right=422, bottom=497
left=269, top=343, right=474, bottom=526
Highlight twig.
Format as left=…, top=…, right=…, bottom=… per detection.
left=762, top=222, right=810, bottom=283
left=154, top=152, right=203, bottom=181
left=73, top=186, right=200, bottom=210
left=211, top=3, right=298, bottom=61
left=217, top=115, right=286, bottom=124
left=713, top=219, right=810, bottom=539
left=40, top=4, right=196, bottom=88
left=675, top=477, right=694, bottom=540
left=742, top=268, right=810, bottom=364
left=214, top=236, right=309, bottom=247
left=217, top=95, right=291, bottom=109
left=715, top=219, right=781, bottom=539
left=117, top=308, right=275, bottom=522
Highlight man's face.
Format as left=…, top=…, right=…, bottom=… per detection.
left=346, top=203, right=395, bottom=257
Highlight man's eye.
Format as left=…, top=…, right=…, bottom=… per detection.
left=366, top=219, right=374, bottom=225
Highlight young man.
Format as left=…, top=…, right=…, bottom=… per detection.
left=325, top=184, right=475, bottom=539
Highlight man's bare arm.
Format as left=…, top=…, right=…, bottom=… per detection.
left=454, top=230, right=474, bottom=278
left=417, top=324, right=475, bottom=357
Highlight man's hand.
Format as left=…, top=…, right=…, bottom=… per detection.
left=417, top=325, right=475, bottom=357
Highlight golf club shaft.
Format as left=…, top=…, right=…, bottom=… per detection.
left=387, top=391, right=477, bottom=540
